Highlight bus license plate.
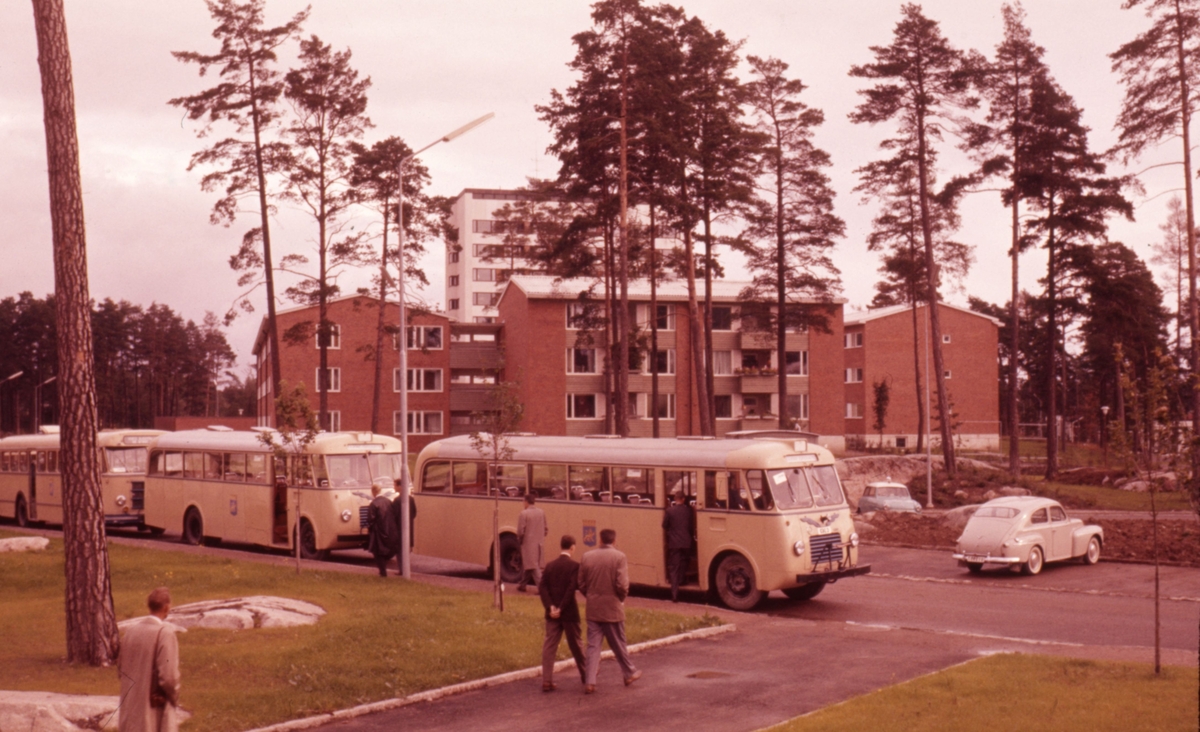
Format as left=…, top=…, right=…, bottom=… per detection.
left=816, top=526, right=833, bottom=535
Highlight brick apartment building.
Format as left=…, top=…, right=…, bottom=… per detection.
left=843, top=303, right=1001, bottom=451
left=497, top=275, right=847, bottom=449
left=252, top=296, right=454, bottom=455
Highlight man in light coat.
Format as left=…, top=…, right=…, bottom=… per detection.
left=118, top=587, right=180, bottom=732
left=577, top=528, right=641, bottom=693
left=516, top=493, right=547, bottom=592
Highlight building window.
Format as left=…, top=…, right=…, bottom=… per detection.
left=473, top=316, right=497, bottom=324
left=408, top=325, right=444, bottom=350
left=396, top=368, right=443, bottom=392
left=567, top=348, right=598, bottom=374
left=566, top=393, right=601, bottom=419
left=473, top=292, right=500, bottom=307
left=449, top=275, right=459, bottom=287
left=646, top=349, right=676, bottom=375
left=944, top=370, right=952, bottom=379
left=315, top=367, right=341, bottom=393
left=845, top=368, right=864, bottom=384
left=714, top=394, right=733, bottom=419
left=713, top=350, right=733, bottom=376
left=449, top=298, right=460, bottom=310
left=449, top=251, right=460, bottom=263
left=656, top=304, right=675, bottom=331
left=314, top=323, right=341, bottom=350
left=327, top=410, right=341, bottom=432
left=786, top=394, right=809, bottom=420
left=472, top=219, right=500, bottom=234
left=895, top=437, right=908, bottom=448
left=567, top=302, right=594, bottom=329
left=942, top=334, right=952, bottom=344
left=653, top=393, right=676, bottom=419
left=711, top=306, right=733, bottom=331
left=844, top=332, right=863, bottom=348
left=628, top=393, right=641, bottom=419
left=395, top=411, right=444, bottom=435
left=846, top=402, right=863, bottom=419
left=473, top=268, right=497, bottom=282
left=786, top=351, right=808, bottom=376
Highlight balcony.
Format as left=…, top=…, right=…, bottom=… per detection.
left=449, top=386, right=497, bottom=412
left=738, top=370, right=780, bottom=393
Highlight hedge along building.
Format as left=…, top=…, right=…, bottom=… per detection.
left=252, top=295, right=453, bottom=456
left=495, top=275, right=848, bottom=451
left=842, top=303, right=1001, bottom=452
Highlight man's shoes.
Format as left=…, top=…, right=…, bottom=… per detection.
left=624, top=670, right=642, bottom=687
left=542, top=682, right=557, bottom=692
left=584, top=685, right=596, bottom=694
left=517, top=585, right=526, bottom=593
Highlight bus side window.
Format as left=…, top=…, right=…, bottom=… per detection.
left=273, top=456, right=287, bottom=485
left=491, top=463, right=528, bottom=498
left=735, top=472, right=761, bottom=511
left=569, top=465, right=606, bottom=502
left=421, top=460, right=450, bottom=493
left=247, top=454, right=268, bottom=484
left=47, top=451, right=58, bottom=474
left=452, top=461, right=487, bottom=495
left=205, top=453, right=222, bottom=480
left=290, top=456, right=314, bottom=486
left=662, top=470, right=696, bottom=508
left=36, top=452, right=47, bottom=473
left=531, top=463, right=567, bottom=501
left=704, top=471, right=728, bottom=509
left=226, top=453, right=247, bottom=482
left=162, top=451, right=183, bottom=478
left=611, top=467, right=651, bottom=504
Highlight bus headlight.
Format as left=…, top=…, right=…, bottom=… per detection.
left=849, top=532, right=860, bottom=548
left=793, top=540, right=805, bottom=556
left=115, top=495, right=127, bottom=507
left=341, top=509, right=352, bottom=523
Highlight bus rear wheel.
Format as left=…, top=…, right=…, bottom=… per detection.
left=782, top=581, right=826, bottom=602
left=182, top=508, right=203, bottom=545
left=714, top=554, right=764, bottom=611
left=497, top=534, right=523, bottom=584
left=15, top=496, right=30, bottom=528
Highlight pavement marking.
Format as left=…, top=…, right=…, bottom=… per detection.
left=865, top=571, right=1200, bottom=604
left=844, top=620, right=1085, bottom=647
left=242, top=623, right=736, bottom=732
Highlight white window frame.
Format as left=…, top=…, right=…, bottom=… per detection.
left=448, top=275, right=459, bottom=287
left=327, top=410, right=341, bottom=432
left=711, top=305, right=735, bottom=331
left=449, top=251, right=460, bottom=263
left=567, top=347, right=599, bottom=374
left=395, top=410, right=444, bottom=435
left=713, top=350, right=733, bottom=376
left=315, top=367, right=341, bottom=393
left=407, top=325, right=444, bottom=350
left=652, top=392, right=676, bottom=420
left=713, top=394, right=734, bottom=420
left=656, top=303, right=676, bottom=331
left=473, top=292, right=499, bottom=307
left=645, top=348, right=676, bottom=375
left=845, top=368, right=864, bottom=384
left=844, top=332, right=863, bottom=348
left=786, top=350, right=808, bottom=376
left=314, top=323, right=341, bottom=350
left=566, top=393, right=603, bottom=420
left=944, top=370, right=952, bottom=379
left=397, top=368, right=443, bottom=393
left=566, top=303, right=590, bottom=330
left=846, top=402, right=863, bottom=419
left=473, top=268, right=497, bottom=282
left=942, top=334, right=952, bottom=344
left=449, top=298, right=460, bottom=310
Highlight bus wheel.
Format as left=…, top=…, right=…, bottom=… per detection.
left=15, top=496, right=29, bottom=528
left=498, top=534, right=523, bottom=584
left=714, top=554, right=765, bottom=611
left=298, top=519, right=327, bottom=560
left=782, top=582, right=826, bottom=602
left=182, top=508, right=203, bottom=545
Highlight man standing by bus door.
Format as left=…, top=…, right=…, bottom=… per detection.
left=389, top=480, right=416, bottom=575
left=578, top=528, right=641, bottom=693
left=366, top=483, right=396, bottom=577
left=538, top=534, right=587, bottom=692
left=662, top=487, right=694, bottom=602
left=517, top=493, right=547, bottom=592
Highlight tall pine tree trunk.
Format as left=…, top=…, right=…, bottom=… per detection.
left=371, top=202, right=390, bottom=434
left=1173, top=7, right=1200, bottom=495
left=650, top=205, right=660, bottom=437
left=31, top=0, right=119, bottom=666
left=1009, top=162, right=1023, bottom=478
left=1045, top=210, right=1059, bottom=480
left=247, top=58, right=282, bottom=418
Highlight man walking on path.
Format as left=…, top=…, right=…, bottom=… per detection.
left=366, top=483, right=396, bottom=577
left=517, top=493, right=547, bottom=592
left=538, top=534, right=587, bottom=692
left=578, top=528, right=641, bottom=694
left=118, top=587, right=180, bottom=732
left=662, top=488, right=694, bottom=602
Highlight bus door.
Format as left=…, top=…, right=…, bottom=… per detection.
left=662, top=469, right=698, bottom=587
left=27, top=451, right=37, bottom=521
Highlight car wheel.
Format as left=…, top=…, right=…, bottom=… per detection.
left=782, top=582, right=826, bottom=602
left=182, top=508, right=203, bottom=545
left=1083, top=536, right=1101, bottom=565
left=1022, top=546, right=1044, bottom=576
left=497, top=534, right=523, bottom=584
left=966, top=562, right=983, bottom=574
left=15, top=496, right=29, bottom=528
left=714, top=554, right=765, bottom=611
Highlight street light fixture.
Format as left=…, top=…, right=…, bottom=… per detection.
left=34, top=376, right=56, bottom=433
left=1100, top=405, right=1110, bottom=467
left=0, top=371, right=24, bottom=436
left=396, top=112, right=494, bottom=580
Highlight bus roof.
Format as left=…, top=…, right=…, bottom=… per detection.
left=0, top=429, right=167, bottom=451
left=418, top=434, right=834, bottom=470
left=149, top=429, right=403, bottom=454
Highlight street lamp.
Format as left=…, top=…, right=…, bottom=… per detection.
left=1100, top=405, right=1110, bottom=467
left=396, top=112, right=494, bottom=580
left=0, top=371, right=23, bottom=435
left=34, top=376, right=56, bottom=433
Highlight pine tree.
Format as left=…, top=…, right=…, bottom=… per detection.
left=1150, top=195, right=1191, bottom=366
left=849, top=4, right=978, bottom=474
left=170, top=0, right=309, bottom=409
left=740, top=55, right=843, bottom=431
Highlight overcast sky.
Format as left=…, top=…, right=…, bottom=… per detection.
left=0, top=0, right=1179, bottom=373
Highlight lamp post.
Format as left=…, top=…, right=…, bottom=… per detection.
left=1100, top=404, right=1110, bottom=467
left=396, top=112, right=494, bottom=580
left=0, top=371, right=24, bottom=435
left=34, top=376, right=56, bottom=433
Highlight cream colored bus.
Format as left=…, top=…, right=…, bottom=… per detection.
left=0, top=428, right=165, bottom=528
left=413, top=433, right=869, bottom=610
left=142, top=429, right=404, bottom=558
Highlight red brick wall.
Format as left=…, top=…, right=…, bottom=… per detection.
left=498, top=288, right=568, bottom=436
left=808, top=305, right=845, bottom=438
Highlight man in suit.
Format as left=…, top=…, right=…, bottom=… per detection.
left=388, top=479, right=417, bottom=573
left=366, top=483, right=396, bottom=577
left=537, top=534, right=587, bottom=692
left=118, top=587, right=181, bottom=732
left=516, top=493, right=547, bottom=592
left=577, top=528, right=641, bottom=693
left=662, top=487, right=694, bottom=602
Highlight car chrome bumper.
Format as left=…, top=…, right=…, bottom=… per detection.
left=795, top=564, right=871, bottom=585
left=953, top=553, right=1021, bottom=565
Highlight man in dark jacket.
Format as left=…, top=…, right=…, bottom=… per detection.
left=388, top=480, right=417, bottom=572
left=538, top=534, right=586, bottom=692
left=662, top=487, right=694, bottom=602
left=366, top=483, right=396, bottom=577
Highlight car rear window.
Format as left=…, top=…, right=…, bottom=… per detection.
left=974, top=506, right=1018, bottom=519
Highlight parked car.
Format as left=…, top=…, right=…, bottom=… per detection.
left=952, top=496, right=1103, bottom=575
left=857, top=481, right=922, bottom=514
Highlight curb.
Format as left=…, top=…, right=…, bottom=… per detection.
left=243, top=623, right=736, bottom=732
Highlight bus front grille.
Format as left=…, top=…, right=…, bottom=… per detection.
left=131, top=482, right=145, bottom=511
left=809, top=534, right=843, bottom=569
left=359, top=506, right=370, bottom=529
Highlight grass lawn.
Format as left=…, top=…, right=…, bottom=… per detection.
left=768, top=654, right=1198, bottom=732
left=0, top=536, right=716, bottom=732
left=1038, top=479, right=1194, bottom=512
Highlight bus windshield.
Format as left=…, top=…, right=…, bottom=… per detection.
left=321, top=453, right=402, bottom=489
left=765, top=466, right=844, bottom=510
left=105, top=447, right=148, bottom=474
